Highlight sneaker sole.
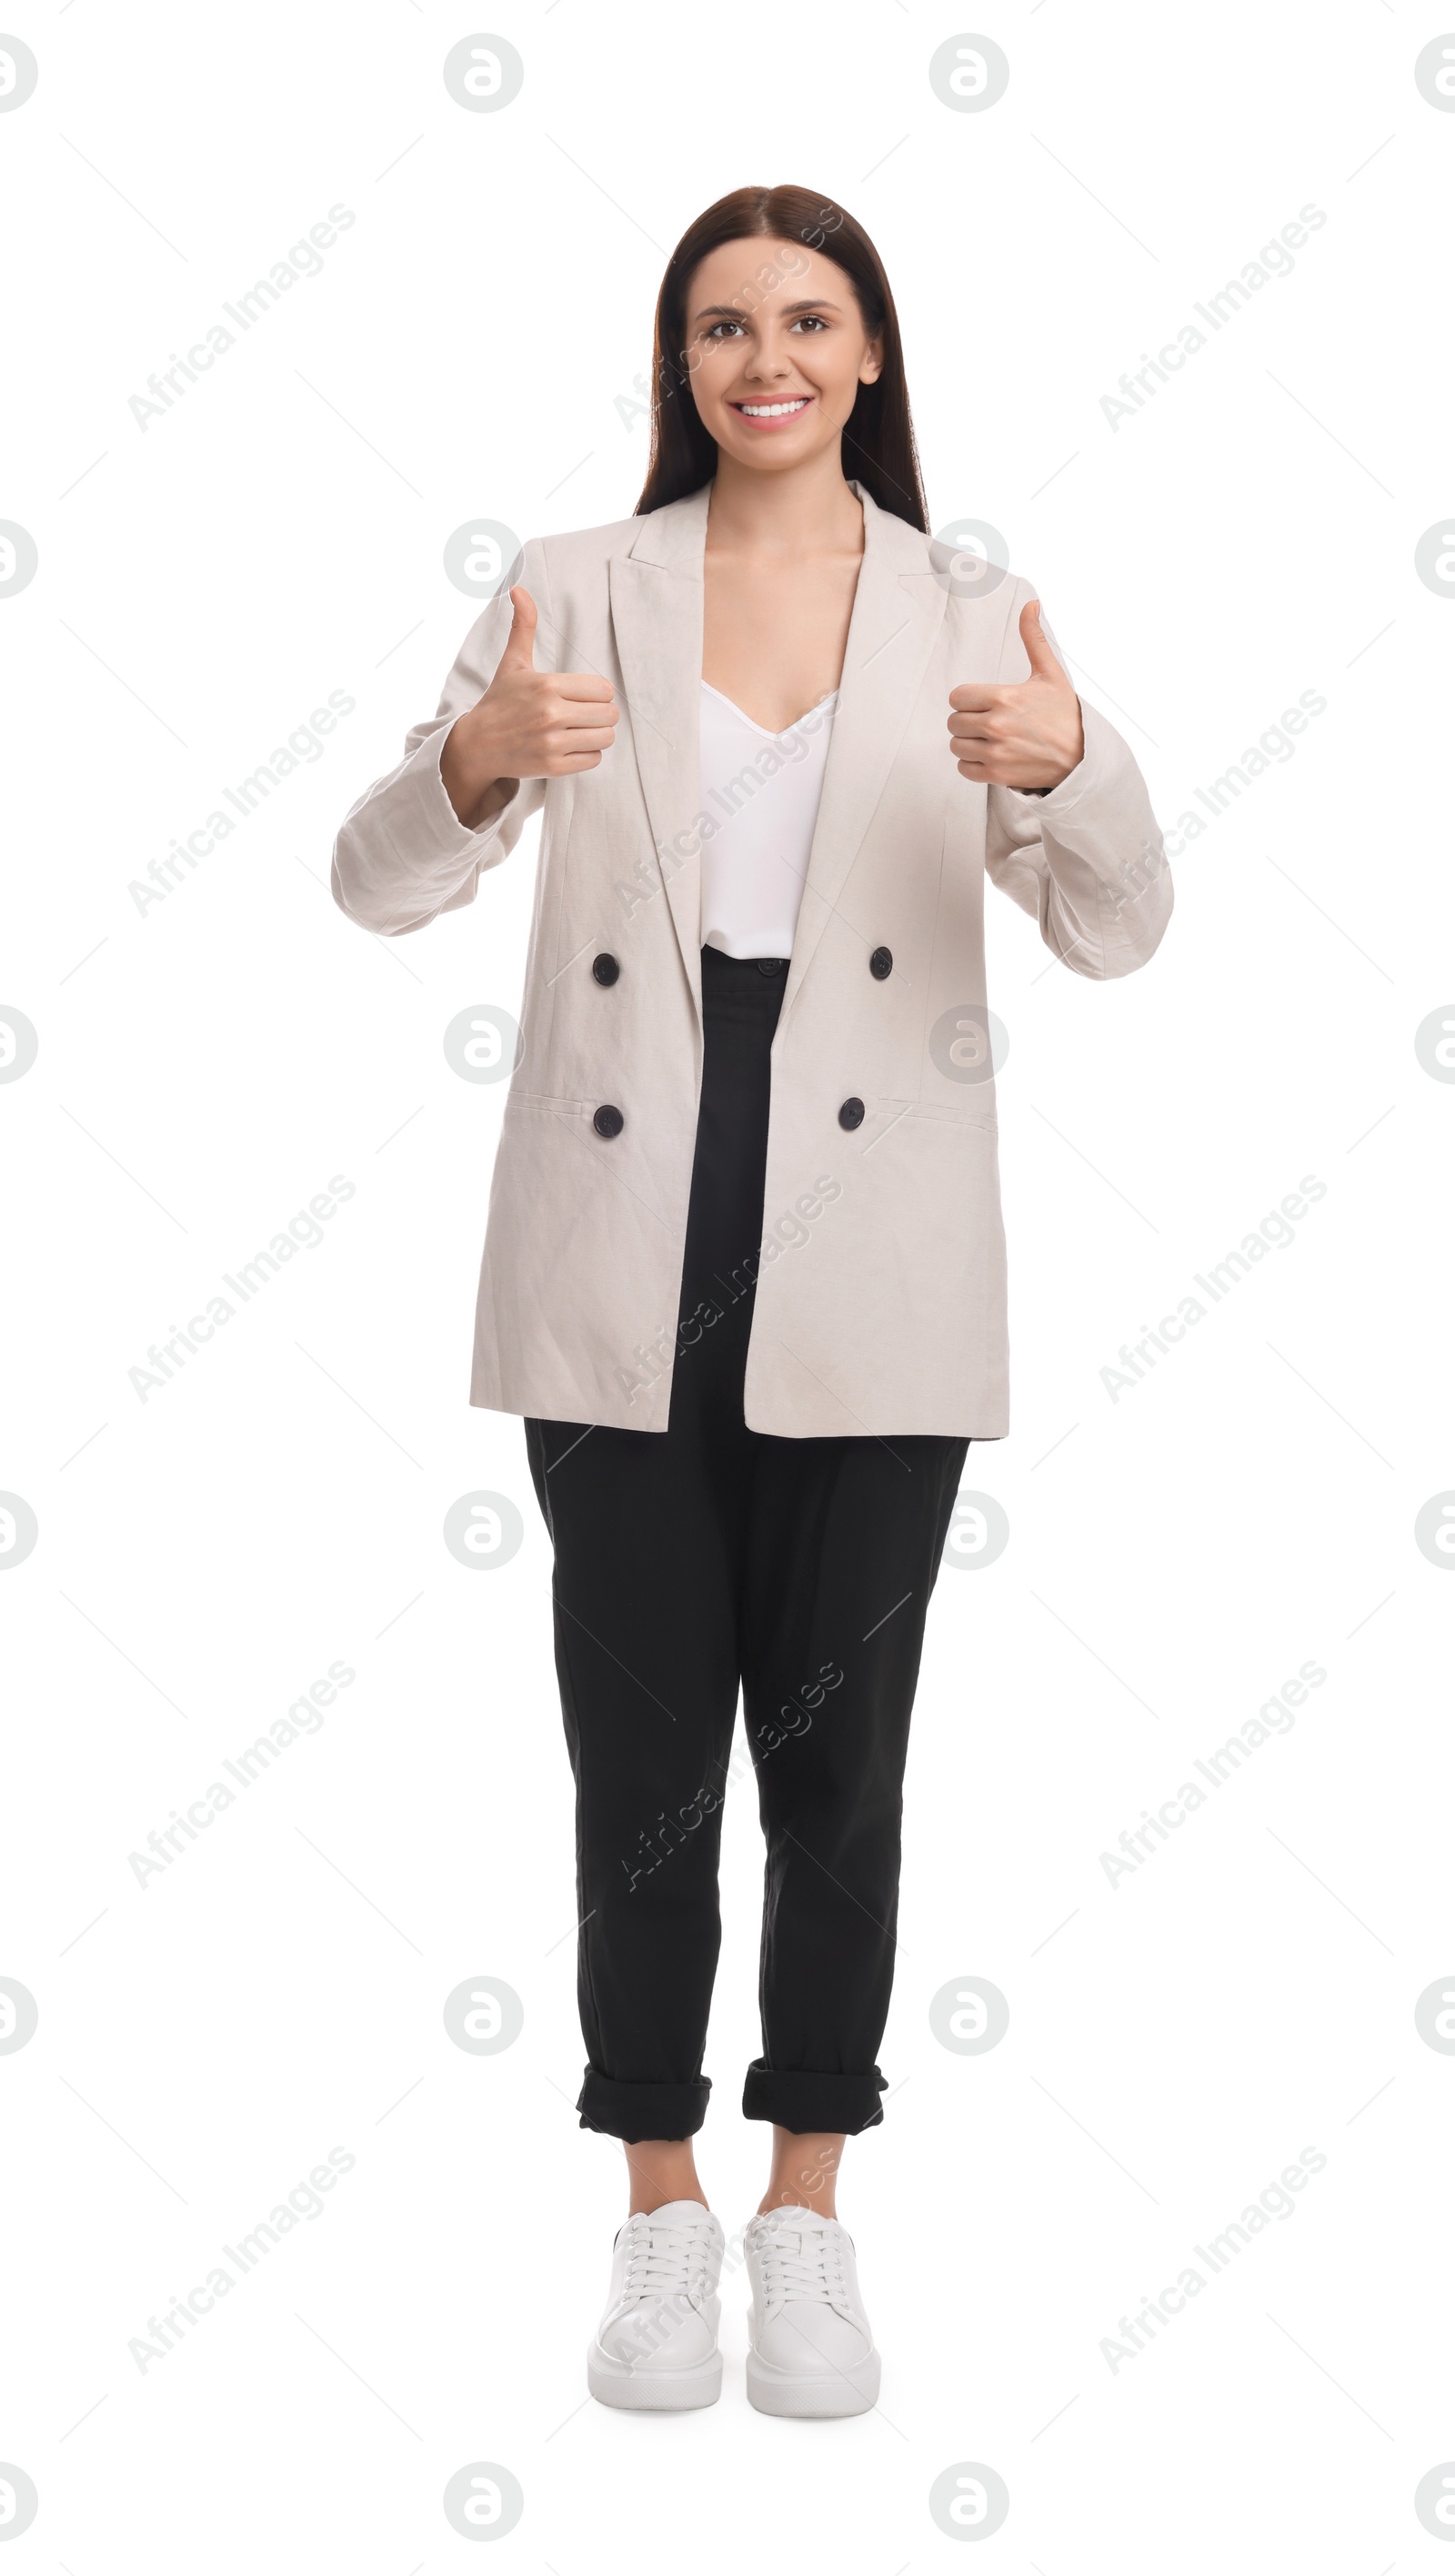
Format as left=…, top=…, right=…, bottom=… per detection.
left=746, top=2348, right=880, bottom=2419
left=587, top=2345, right=723, bottom=2410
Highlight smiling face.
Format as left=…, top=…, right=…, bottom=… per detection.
left=682, top=237, right=884, bottom=478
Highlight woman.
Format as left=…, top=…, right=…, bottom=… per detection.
left=332, top=183, right=1171, bottom=2419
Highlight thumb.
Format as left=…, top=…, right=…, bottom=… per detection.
left=497, top=583, right=538, bottom=670
left=1018, top=598, right=1061, bottom=679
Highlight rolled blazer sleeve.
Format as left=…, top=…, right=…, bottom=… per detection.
left=984, top=579, right=1172, bottom=981
left=330, top=541, right=549, bottom=938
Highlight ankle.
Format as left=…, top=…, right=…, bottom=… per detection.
left=758, top=2127, right=844, bottom=2220
left=629, top=2183, right=710, bottom=2215
left=624, top=2138, right=707, bottom=2217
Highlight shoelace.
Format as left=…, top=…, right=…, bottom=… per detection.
left=748, top=2218, right=849, bottom=2312
left=617, top=2213, right=714, bottom=2307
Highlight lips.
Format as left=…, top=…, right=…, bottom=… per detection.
left=730, top=396, right=813, bottom=423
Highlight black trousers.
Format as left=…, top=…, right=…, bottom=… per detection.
left=525, top=945, right=968, bottom=2143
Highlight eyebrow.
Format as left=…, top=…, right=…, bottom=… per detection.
left=690, top=297, right=845, bottom=323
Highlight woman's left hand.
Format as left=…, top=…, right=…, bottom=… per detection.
left=948, top=599, right=1085, bottom=790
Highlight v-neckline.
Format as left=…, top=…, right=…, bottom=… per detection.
left=700, top=679, right=839, bottom=740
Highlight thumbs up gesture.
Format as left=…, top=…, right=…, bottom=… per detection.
left=948, top=599, right=1084, bottom=791
left=441, top=585, right=619, bottom=828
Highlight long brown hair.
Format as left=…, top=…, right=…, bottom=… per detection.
left=634, top=185, right=928, bottom=532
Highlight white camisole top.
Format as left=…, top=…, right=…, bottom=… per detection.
left=698, top=679, right=838, bottom=961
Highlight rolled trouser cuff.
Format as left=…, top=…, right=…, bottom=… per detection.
left=577, top=2070, right=711, bottom=2140
left=741, top=2060, right=888, bottom=2135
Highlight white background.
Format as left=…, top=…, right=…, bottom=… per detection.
left=3, top=0, right=1454, bottom=2566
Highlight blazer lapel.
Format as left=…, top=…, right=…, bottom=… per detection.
left=779, top=484, right=947, bottom=1022
left=607, top=479, right=947, bottom=1025
left=608, top=486, right=713, bottom=1016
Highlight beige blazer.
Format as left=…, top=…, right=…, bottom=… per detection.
left=331, top=481, right=1171, bottom=1437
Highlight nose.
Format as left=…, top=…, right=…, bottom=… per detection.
left=742, top=329, right=797, bottom=384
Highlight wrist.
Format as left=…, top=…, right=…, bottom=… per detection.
left=1036, top=726, right=1085, bottom=795
left=471, top=774, right=519, bottom=827
left=441, top=710, right=512, bottom=826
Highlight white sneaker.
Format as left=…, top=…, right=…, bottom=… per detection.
left=743, top=2205, right=881, bottom=2417
left=587, top=2199, right=724, bottom=2410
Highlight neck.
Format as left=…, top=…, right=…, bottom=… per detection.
left=705, top=447, right=866, bottom=556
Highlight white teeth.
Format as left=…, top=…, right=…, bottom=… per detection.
left=738, top=398, right=809, bottom=418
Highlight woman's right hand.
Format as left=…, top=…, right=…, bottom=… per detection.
left=440, top=584, right=620, bottom=828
